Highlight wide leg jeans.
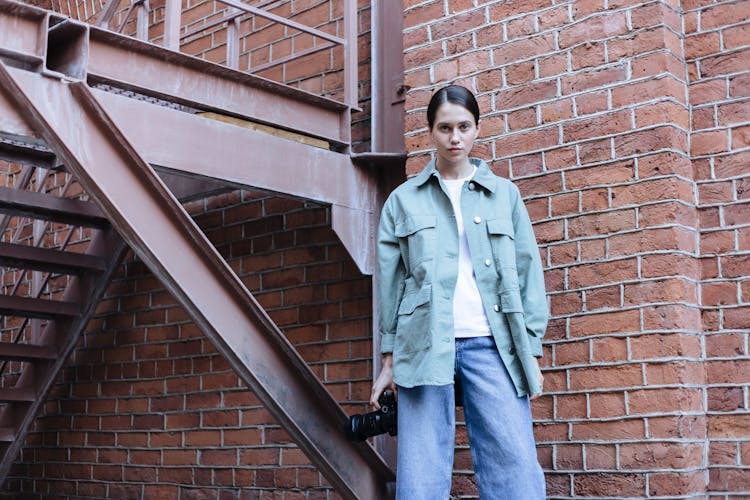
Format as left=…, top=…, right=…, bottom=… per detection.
left=395, top=336, right=545, bottom=499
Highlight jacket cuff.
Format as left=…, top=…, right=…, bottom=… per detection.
left=380, top=332, right=395, bottom=354
left=529, top=336, right=543, bottom=358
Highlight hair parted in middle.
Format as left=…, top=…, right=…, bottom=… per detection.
left=426, top=85, right=480, bottom=130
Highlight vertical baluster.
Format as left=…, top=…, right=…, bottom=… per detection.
left=136, top=0, right=150, bottom=41
left=343, top=0, right=357, bottom=109
left=31, top=167, right=45, bottom=343
left=163, top=0, right=181, bottom=50
left=226, top=7, right=240, bottom=70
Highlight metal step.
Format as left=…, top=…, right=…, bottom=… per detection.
left=0, top=388, right=35, bottom=403
left=0, top=186, right=107, bottom=228
left=0, top=242, right=106, bottom=274
left=0, top=295, right=80, bottom=319
left=0, top=342, right=56, bottom=362
left=0, top=428, right=14, bottom=443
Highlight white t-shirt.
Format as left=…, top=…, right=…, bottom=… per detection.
left=442, top=168, right=492, bottom=338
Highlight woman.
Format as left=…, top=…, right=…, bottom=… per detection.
left=371, top=85, right=547, bottom=499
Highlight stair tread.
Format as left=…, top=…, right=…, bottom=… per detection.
left=0, top=295, right=80, bottom=318
left=0, top=387, right=35, bottom=403
left=0, top=342, right=56, bottom=361
left=0, top=242, right=106, bottom=274
left=0, top=428, right=14, bottom=443
left=0, top=186, right=107, bottom=228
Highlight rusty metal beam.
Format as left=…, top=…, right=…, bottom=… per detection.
left=86, top=27, right=348, bottom=145
left=0, top=83, right=377, bottom=273
left=91, top=87, right=378, bottom=273
left=0, top=0, right=350, bottom=144
left=0, top=61, right=394, bottom=499
left=371, top=0, right=405, bottom=153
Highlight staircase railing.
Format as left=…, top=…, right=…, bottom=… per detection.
left=94, top=0, right=358, bottom=109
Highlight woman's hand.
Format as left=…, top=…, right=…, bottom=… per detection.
left=370, top=354, right=397, bottom=409
left=530, top=357, right=544, bottom=400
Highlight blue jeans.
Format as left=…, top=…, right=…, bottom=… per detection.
left=396, top=336, right=545, bottom=499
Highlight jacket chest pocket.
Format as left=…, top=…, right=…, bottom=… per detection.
left=487, top=218, right=519, bottom=289
left=395, top=215, right=437, bottom=273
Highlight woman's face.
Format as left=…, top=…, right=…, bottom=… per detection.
left=430, top=101, right=480, bottom=170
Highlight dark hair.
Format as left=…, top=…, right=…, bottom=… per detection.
left=427, top=85, right=480, bottom=130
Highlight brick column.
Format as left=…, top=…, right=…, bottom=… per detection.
left=402, top=1, right=723, bottom=497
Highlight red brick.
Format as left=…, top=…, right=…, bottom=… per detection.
left=554, top=340, right=590, bottom=367
left=708, top=467, right=750, bottom=490
left=589, top=392, right=626, bottom=419
left=649, top=471, right=708, bottom=497
left=591, top=336, right=627, bottom=362
left=692, top=129, right=729, bottom=155
left=430, top=9, right=485, bottom=40
left=488, top=0, right=553, bottom=22
left=701, top=48, right=750, bottom=78
left=708, top=387, right=744, bottom=412
left=620, top=442, right=704, bottom=469
left=613, top=78, right=686, bottom=108
left=558, top=12, right=628, bottom=49
left=568, top=258, right=638, bottom=289
left=574, top=473, right=646, bottom=497
left=571, top=41, right=606, bottom=70
left=708, top=414, right=750, bottom=438
left=730, top=73, right=750, bottom=97
left=556, top=393, right=588, bottom=420
left=562, top=65, right=628, bottom=95
left=629, top=387, right=703, bottom=414
left=556, top=444, right=584, bottom=469
left=706, top=359, right=750, bottom=384
left=563, top=110, right=631, bottom=142
left=586, top=444, right=617, bottom=469
left=403, top=1, right=443, bottom=29
left=494, top=80, right=558, bottom=109
left=569, top=363, right=643, bottom=390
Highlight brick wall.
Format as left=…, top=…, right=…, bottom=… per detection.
left=403, top=0, right=749, bottom=498
left=686, top=1, right=750, bottom=497
left=6, top=190, right=373, bottom=498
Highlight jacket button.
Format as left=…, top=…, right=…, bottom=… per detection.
left=468, top=182, right=476, bottom=191
left=493, top=304, right=500, bottom=312
left=484, top=259, right=491, bottom=267
left=473, top=216, right=481, bottom=224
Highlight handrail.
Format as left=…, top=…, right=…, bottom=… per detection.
left=92, top=0, right=357, bottom=109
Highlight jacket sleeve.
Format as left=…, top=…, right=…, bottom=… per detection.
left=510, top=184, right=548, bottom=357
left=377, top=201, right=406, bottom=354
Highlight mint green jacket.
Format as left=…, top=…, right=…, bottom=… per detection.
left=377, top=158, right=548, bottom=397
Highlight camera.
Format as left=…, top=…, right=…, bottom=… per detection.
left=346, top=390, right=397, bottom=441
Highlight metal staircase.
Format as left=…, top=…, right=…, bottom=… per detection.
left=0, top=0, right=398, bottom=498
left=0, top=162, right=128, bottom=485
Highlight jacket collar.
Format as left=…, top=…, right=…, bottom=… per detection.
left=414, top=157, right=497, bottom=193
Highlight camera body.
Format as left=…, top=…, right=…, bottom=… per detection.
left=346, top=390, right=397, bottom=441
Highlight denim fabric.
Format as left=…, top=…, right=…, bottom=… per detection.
left=396, top=336, right=545, bottom=500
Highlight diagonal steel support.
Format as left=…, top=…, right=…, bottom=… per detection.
left=0, top=62, right=394, bottom=499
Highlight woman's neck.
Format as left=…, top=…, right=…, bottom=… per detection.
left=437, top=159, right=473, bottom=180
